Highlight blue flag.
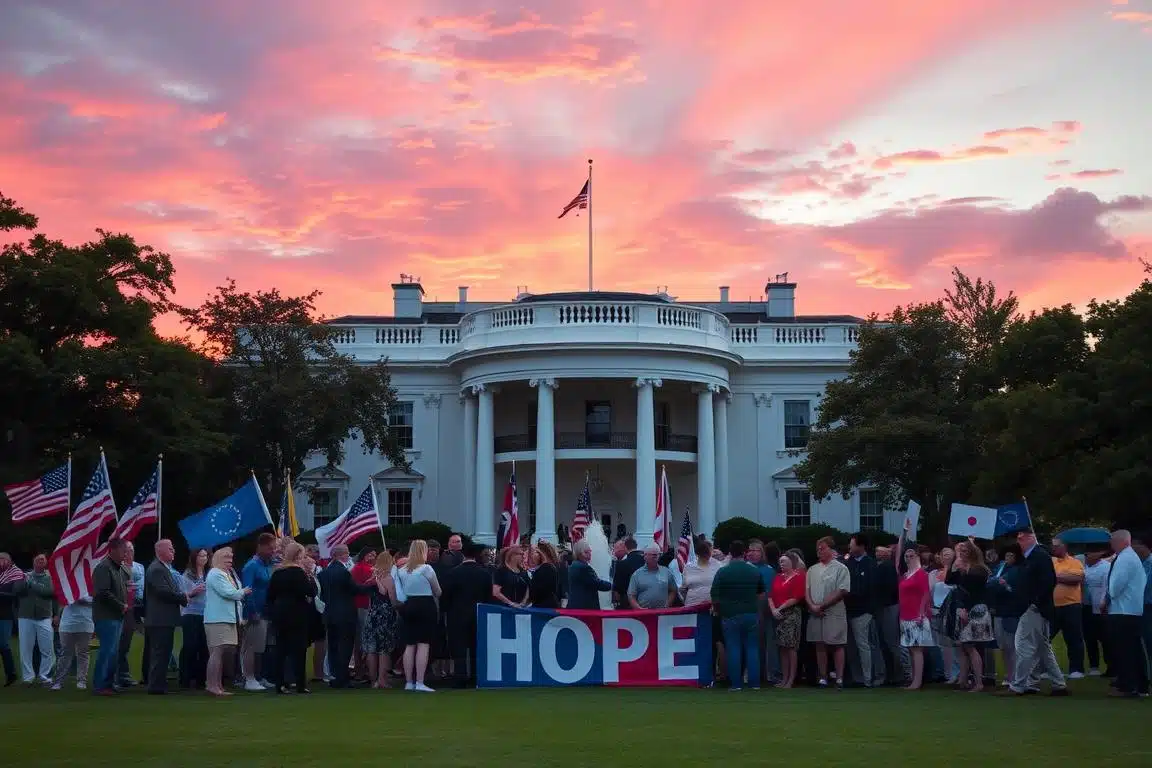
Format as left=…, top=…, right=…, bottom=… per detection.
left=178, top=476, right=273, bottom=550
left=994, top=501, right=1032, bottom=537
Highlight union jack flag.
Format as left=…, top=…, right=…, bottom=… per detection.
left=571, top=476, right=592, bottom=542
left=675, top=506, right=695, bottom=570
left=4, top=463, right=69, bottom=524
left=558, top=180, right=589, bottom=219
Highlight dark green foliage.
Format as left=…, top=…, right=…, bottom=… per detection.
left=712, top=518, right=897, bottom=564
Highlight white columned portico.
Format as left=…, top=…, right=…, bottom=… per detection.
left=474, top=384, right=497, bottom=544
left=714, top=390, right=730, bottom=524
left=695, top=384, right=719, bottom=538
left=633, top=377, right=661, bottom=547
left=530, top=377, right=558, bottom=543
left=462, top=392, right=477, bottom=537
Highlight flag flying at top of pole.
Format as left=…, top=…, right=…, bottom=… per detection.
left=111, top=459, right=160, bottom=542
left=571, top=472, right=592, bottom=543
left=557, top=180, right=589, bottom=218
left=676, top=506, right=696, bottom=570
left=557, top=159, right=594, bottom=291
left=4, top=461, right=70, bottom=524
left=50, top=452, right=118, bottom=605
left=315, top=484, right=381, bottom=559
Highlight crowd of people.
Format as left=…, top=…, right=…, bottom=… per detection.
left=0, top=524, right=1149, bottom=699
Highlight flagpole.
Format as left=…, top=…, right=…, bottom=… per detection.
left=65, top=452, right=72, bottom=523
left=251, top=470, right=273, bottom=529
left=101, top=448, right=118, bottom=520
left=369, top=482, right=385, bottom=547
left=587, top=158, right=593, bottom=291
left=156, top=454, right=163, bottom=538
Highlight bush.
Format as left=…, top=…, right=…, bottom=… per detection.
left=712, top=517, right=898, bottom=564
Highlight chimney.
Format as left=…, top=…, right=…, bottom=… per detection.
left=457, top=286, right=468, bottom=312
left=392, top=274, right=425, bottom=318
left=764, top=275, right=796, bottom=318
left=719, top=286, right=730, bottom=304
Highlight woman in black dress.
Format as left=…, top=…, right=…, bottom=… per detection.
left=946, top=540, right=993, bottom=692
left=492, top=546, right=530, bottom=607
left=528, top=541, right=561, bottom=608
left=266, top=543, right=317, bottom=694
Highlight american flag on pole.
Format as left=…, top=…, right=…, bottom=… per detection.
left=50, top=455, right=118, bottom=605
left=571, top=475, right=592, bottom=543
left=557, top=180, right=589, bottom=218
left=315, top=485, right=380, bottom=558
left=675, top=506, right=696, bottom=570
left=111, top=463, right=159, bottom=542
left=499, top=466, right=519, bottom=549
left=0, top=562, right=25, bottom=586
left=653, top=465, right=670, bottom=550
left=4, top=462, right=69, bottom=524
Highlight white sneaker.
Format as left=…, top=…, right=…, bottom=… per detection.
left=1088, top=668, right=1101, bottom=676
left=405, top=682, right=416, bottom=691
left=76, top=681, right=86, bottom=690
left=244, top=679, right=265, bottom=692
left=259, top=678, right=275, bottom=689
left=50, top=683, right=62, bottom=691
left=413, top=682, right=435, bottom=693
left=1068, top=671, right=1085, bottom=680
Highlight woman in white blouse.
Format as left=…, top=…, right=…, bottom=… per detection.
left=393, top=540, right=442, bottom=692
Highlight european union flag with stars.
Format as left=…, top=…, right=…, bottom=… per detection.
left=178, top=475, right=273, bottom=550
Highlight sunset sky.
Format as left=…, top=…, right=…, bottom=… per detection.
left=1, top=0, right=1149, bottom=327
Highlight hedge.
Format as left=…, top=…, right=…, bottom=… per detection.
left=712, top=517, right=899, bottom=565
left=291, top=521, right=471, bottom=554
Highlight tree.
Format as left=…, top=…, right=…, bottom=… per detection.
left=795, top=301, right=975, bottom=539
left=1, top=192, right=37, bottom=232
left=0, top=195, right=233, bottom=554
left=178, top=280, right=409, bottom=509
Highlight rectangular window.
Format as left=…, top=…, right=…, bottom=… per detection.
left=585, top=401, right=611, bottom=447
left=387, top=488, right=413, bottom=525
left=859, top=489, right=884, bottom=531
left=312, top=490, right=339, bottom=529
left=783, top=400, right=811, bottom=450
left=655, top=401, right=671, bottom=450
left=785, top=489, right=811, bottom=528
left=389, top=401, right=414, bottom=450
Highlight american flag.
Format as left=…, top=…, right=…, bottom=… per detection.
left=111, top=463, right=160, bottom=542
left=653, top=465, right=670, bottom=550
left=675, top=506, right=695, bottom=570
left=315, top=485, right=379, bottom=558
left=571, top=476, right=592, bottom=542
left=4, top=462, right=69, bottom=524
left=50, top=456, right=118, bottom=605
left=558, top=180, right=589, bottom=219
left=499, top=468, right=520, bottom=549
left=0, top=562, right=25, bottom=585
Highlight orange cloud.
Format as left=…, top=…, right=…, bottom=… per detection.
left=873, top=144, right=1011, bottom=170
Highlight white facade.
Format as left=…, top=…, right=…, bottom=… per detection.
left=296, top=278, right=902, bottom=545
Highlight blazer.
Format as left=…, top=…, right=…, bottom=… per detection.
left=611, top=550, right=645, bottom=607
left=92, top=556, right=128, bottom=622
left=1019, top=545, right=1057, bottom=620
left=266, top=566, right=318, bottom=630
left=528, top=563, right=560, bottom=609
left=439, top=560, right=494, bottom=627
left=567, top=560, right=612, bottom=610
left=144, top=560, right=188, bottom=628
left=203, top=567, right=246, bottom=625
left=317, top=560, right=375, bottom=625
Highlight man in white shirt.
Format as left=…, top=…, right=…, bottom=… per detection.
left=1104, top=530, right=1149, bottom=698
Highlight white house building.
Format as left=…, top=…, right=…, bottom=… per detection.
left=295, top=275, right=901, bottom=545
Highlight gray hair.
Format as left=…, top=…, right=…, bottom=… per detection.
left=331, top=544, right=350, bottom=557
left=572, top=540, right=590, bottom=559
left=1112, top=529, right=1132, bottom=545
left=644, top=544, right=661, bottom=555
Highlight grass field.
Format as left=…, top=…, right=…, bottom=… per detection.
left=4, top=641, right=1148, bottom=766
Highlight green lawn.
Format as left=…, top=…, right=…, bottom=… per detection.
left=3, top=641, right=1148, bottom=766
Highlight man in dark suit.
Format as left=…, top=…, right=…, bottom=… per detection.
left=317, top=544, right=376, bottom=688
left=1003, top=530, right=1068, bottom=696
left=144, top=540, right=192, bottom=695
left=567, top=540, right=613, bottom=610
left=439, top=542, right=494, bottom=688
left=611, top=537, right=644, bottom=609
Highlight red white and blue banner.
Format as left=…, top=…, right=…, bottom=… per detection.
left=477, top=604, right=714, bottom=688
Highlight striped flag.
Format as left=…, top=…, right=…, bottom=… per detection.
left=558, top=180, right=589, bottom=218
left=4, top=462, right=69, bottom=524
left=277, top=470, right=299, bottom=538
left=499, top=467, right=519, bottom=549
left=675, top=506, right=695, bottom=570
left=0, top=562, right=25, bottom=585
left=111, top=462, right=159, bottom=542
left=315, top=485, right=380, bottom=558
left=571, top=475, right=592, bottom=543
left=653, top=465, right=670, bottom=550
left=50, top=455, right=117, bottom=605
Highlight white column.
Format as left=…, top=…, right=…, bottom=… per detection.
left=696, top=384, right=718, bottom=538
left=633, top=377, right=661, bottom=547
left=714, top=390, right=730, bottom=524
left=474, top=384, right=496, bottom=544
left=530, top=378, right=558, bottom=543
left=462, top=392, right=477, bottom=537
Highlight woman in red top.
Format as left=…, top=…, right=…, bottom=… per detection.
left=350, top=549, right=377, bottom=681
left=897, top=546, right=935, bottom=690
left=768, top=552, right=806, bottom=688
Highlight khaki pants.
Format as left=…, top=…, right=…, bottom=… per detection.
left=1011, top=606, right=1066, bottom=692
left=54, top=631, right=91, bottom=687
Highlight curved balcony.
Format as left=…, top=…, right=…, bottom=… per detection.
left=455, top=294, right=732, bottom=358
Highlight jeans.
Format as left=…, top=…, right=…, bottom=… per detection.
left=116, top=607, right=140, bottom=682
left=721, top=613, right=760, bottom=689
left=93, top=619, right=123, bottom=692
left=0, top=619, right=14, bottom=681
left=1050, top=604, right=1084, bottom=674
left=18, top=618, right=53, bottom=682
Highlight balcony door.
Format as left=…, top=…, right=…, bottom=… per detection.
left=585, top=401, right=611, bottom=447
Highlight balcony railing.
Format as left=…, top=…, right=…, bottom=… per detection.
left=493, top=432, right=698, bottom=453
